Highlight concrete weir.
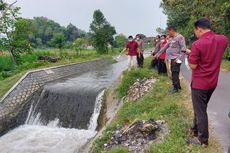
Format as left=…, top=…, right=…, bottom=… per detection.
left=0, top=57, right=128, bottom=153
left=0, top=58, right=112, bottom=135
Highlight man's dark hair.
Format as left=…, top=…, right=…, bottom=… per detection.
left=161, top=35, right=167, bottom=38
left=194, top=18, right=211, bottom=29
left=156, top=35, right=161, bottom=39
left=136, top=34, right=141, bottom=38
left=167, top=26, right=177, bottom=32
left=128, top=35, right=133, bottom=39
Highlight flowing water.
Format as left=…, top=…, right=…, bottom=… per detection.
left=0, top=57, right=128, bottom=153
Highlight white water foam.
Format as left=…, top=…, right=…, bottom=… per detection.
left=0, top=90, right=105, bottom=153
left=0, top=125, right=97, bottom=153
left=88, top=90, right=105, bottom=130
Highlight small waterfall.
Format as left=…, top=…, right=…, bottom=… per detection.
left=25, top=89, right=105, bottom=130
left=24, top=84, right=103, bottom=129
left=0, top=89, right=105, bottom=153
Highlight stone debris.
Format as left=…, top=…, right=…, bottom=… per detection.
left=127, top=78, right=156, bottom=102
left=104, top=119, right=165, bottom=153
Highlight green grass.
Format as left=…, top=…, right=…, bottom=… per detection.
left=93, top=58, right=220, bottom=153
left=0, top=48, right=119, bottom=98
left=222, top=59, right=230, bottom=71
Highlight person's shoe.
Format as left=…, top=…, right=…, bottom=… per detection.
left=201, top=143, right=208, bottom=148
left=186, top=137, right=208, bottom=147
left=169, top=88, right=179, bottom=94
left=186, top=137, right=201, bottom=145
left=178, top=86, right=182, bottom=90
left=187, top=128, right=198, bottom=137
left=179, top=75, right=184, bottom=80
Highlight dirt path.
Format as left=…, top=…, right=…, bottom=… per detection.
left=181, top=60, right=230, bottom=153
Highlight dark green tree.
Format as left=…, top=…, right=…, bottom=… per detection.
left=0, top=1, right=32, bottom=65
left=90, top=10, right=116, bottom=54
left=9, top=18, right=33, bottom=64
left=65, top=23, right=86, bottom=42
left=114, top=34, right=126, bottom=49
left=29, top=17, right=65, bottom=48
left=50, top=33, right=65, bottom=50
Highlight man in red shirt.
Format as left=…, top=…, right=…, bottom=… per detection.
left=121, top=36, right=140, bottom=69
left=186, top=18, right=228, bottom=146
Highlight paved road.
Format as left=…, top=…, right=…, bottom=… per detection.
left=181, top=59, right=230, bottom=153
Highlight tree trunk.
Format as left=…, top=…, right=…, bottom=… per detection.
left=9, top=48, right=17, bottom=66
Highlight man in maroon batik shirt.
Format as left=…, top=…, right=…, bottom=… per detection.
left=185, top=18, right=228, bottom=146
left=121, top=36, right=140, bottom=69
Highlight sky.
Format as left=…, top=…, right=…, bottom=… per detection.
left=6, top=0, right=167, bottom=37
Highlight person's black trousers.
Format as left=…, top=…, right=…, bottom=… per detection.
left=158, top=59, right=167, bottom=74
left=171, top=60, right=181, bottom=90
left=137, top=53, right=144, bottom=68
left=191, top=88, right=215, bottom=144
left=150, top=53, right=158, bottom=69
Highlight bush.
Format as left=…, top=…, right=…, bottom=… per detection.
left=0, top=56, right=15, bottom=71
left=59, top=50, right=70, bottom=59
left=0, top=71, right=13, bottom=80
left=19, top=53, right=37, bottom=64
left=224, top=47, right=230, bottom=61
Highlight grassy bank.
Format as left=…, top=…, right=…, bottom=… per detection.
left=222, top=59, right=230, bottom=71
left=0, top=49, right=119, bottom=98
left=93, top=58, right=220, bottom=153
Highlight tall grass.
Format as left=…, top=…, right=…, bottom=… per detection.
left=0, top=56, right=15, bottom=72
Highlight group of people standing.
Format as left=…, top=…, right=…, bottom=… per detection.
left=120, top=18, right=229, bottom=148
left=152, top=26, right=186, bottom=93
left=152, top=35, right=168, bottom=74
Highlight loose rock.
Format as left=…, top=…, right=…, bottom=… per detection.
left=38, top=56, right=60, bottom=63
left=127, top=78, right=156, bottom=102
left=104, top=119, right=165, bottom=153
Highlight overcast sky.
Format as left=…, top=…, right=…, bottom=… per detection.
left=6, top=0, right=167, bottom=37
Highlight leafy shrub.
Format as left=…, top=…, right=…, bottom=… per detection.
left=59, top=50, right=70, bottom=59
left=0, top=71, right=13, bottom=80
left=0, top=56, right=15, bottom=71
left=224, top=47, right=230, bottom=61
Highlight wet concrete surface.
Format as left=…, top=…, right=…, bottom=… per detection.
left=181, top=60, right=230, bottom=153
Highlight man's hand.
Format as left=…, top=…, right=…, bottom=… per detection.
left=120, top=48, right=127, bottom=55
left=153, top=54, right=157, bottom=59
left=189, top=64, right=198, bottom=70
left=138, top=52, right=141, bottom=58
left=185, top=49, right=191, bottom=55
